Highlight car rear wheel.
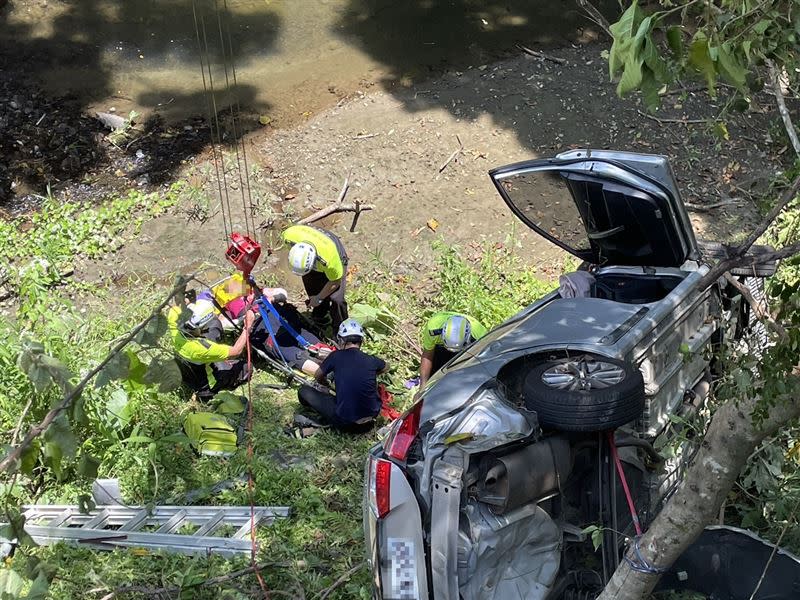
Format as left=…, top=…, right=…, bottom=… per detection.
left=523, top=354, right=645, bottom=432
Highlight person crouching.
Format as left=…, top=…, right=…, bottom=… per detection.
left=297, top=318, right=389, bottom=433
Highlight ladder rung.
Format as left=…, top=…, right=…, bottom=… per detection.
left=194, top=510, right=226, bottom=537
left=156, top=510, right=187, bottom=534
left=233, top=511, right=264, bottom=539
left=82, top=510, right=110, bottom=529
left=48, top=509, right=73, bottom=527
left=118, top=510, right=150, bottom=532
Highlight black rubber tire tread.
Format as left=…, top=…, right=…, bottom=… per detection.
left=696, top=240, right=777, bottom=276
left=523, top=355, right=645, bottom=432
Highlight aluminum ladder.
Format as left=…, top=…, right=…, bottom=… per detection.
left=20, top=504, right=291, bottom=556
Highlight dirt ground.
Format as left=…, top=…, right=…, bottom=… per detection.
left=72, top=42, right=784, bottom=297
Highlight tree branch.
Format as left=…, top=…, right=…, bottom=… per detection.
left=722, top=273, right=788, bottom=340
left=767, top=59, right=800, bottom=158
left=574, top=0, right=612, bottom=37
left=0, top=275, right=190, bottom=474
left=298, top=177, right=351, bottom=225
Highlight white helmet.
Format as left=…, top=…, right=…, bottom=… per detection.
left=187, top=299, right=216, bottom=331
left=338, top=318, right=365, bottom=340
left=288, top=242, right=317, bottom=275
left=441, top=315, right=472, bottom=351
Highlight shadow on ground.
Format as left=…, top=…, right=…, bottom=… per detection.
left=0, top=0, right=279, bottom=207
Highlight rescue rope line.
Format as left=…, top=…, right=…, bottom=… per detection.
left=213, top=0, right=253, bottom=236
left=223, top=0, right=256, bottom=232
left=192, top=0, right=232, bottom=239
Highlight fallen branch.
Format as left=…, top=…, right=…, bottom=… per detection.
left=685, top=198, right=739, bottom=211
left=574, top=0, right=612, bottom=37
left=767, top=59, right=800, bottom=158
left=438, top=135, right=464, bottom=173
left=316, top=562, right=365, bottom=600
left=298, top=177, right=355, bottom=224
left=723, top=273, right=788, bottom=340
left=637, top=109, right=706, bottom=125
left=301, top=202, right=374, bottom=226
left=515, top=44, right=567, bottom=65
left=352, top=133, right=380, bottom=140
left=0, top=275, right=190, bottom=474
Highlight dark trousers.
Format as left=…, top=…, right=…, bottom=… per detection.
left=302, top=271, right=348, bottom=334
left=297, top=385, right=375, bottom=433
left=177, top=359, right=249, bottom=401
left=431, top=345, right=456, bottom=375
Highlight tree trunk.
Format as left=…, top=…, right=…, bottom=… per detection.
left=597, top=375, right=800, bottom=600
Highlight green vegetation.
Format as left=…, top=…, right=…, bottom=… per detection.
left=0, top=197, right=557, bottom=598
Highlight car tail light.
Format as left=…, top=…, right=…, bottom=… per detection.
left=368, top=457, right=392, bottom=519
left=385, top=400, right=423, bottom=461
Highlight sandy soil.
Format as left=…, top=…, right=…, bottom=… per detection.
left=78, top=42, right=783, bottom=298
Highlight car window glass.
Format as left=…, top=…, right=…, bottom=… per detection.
left=499, top=171, right=592, bottom=254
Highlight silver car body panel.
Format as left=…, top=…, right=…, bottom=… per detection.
left=458, top=501, right=561, bottom=600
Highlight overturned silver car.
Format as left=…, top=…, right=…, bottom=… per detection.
left=363, top=150, right=774, bottom=600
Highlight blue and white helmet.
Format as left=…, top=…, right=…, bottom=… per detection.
left=338, top=318, right=365, bottom=340
left=441, top=315, right=472, bottom=351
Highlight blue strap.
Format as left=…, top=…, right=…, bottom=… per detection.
left=255, top=302, right=289, bottom=366
left=256, top=298, right=312, bottom=348
left=623, top=536, right=668, bottom=575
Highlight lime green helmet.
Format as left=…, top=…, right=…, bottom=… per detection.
left=441, top=315, right=472, bottom=351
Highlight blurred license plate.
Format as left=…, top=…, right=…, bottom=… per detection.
left=387, top=537, right=418, bottom=599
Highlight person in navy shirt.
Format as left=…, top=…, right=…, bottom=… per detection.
left=297, top=318, right=389, bottom=432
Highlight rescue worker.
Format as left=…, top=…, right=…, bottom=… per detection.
left=167, top=298, right=255, bottom=401
left=296, top=318, right=389, bottom=433
left=282, top=224, right=348, bottom=333
left=419, top=312, right=487, bottom=388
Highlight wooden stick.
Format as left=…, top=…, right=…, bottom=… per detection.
left=300, top=203, right=374, bottom=226
left=438, top=135, right=464, bottom=173
left=298, top=177, right=350, bottom=224
left=316, top=562, right=365, bottom=600
left=516, top=44, right=568, bottom=65
left=349, top=200, right=363, bottom=232
left=684, top=198, right=739, bottom=211
left=637, top=109, right=706, bottom=124
left=767, top=59, right=800, bottom=158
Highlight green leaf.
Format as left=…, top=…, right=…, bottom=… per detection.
left=716, top=43, right=748, bottom=88
left=0, top=569, right=24, bottom=598
left=143, top=358, right=182, bottom=393
left=105, top=388, right=131, bottom=429
left=43, top=413, right=77, bottom=460
left=642, top=34, right=669, bottom=83
left=159, top=433, right=191, bottom=445
left=713, top=121, right=730, bottom=141
left=101, top=352, right=130, bottom=383
left=126, top=350, right=148, bottom=385
left=19, top=439, right=40, bottom=476
left=753, top=19, right=771, bottom=34
left=591, top=527, right=604, bottom=551
left=640, top=66, right=662, bottom=111
left=77, top=453, right=101, bottom=480
left=666, top=26, right=683, bottom=57
left=24, top=572, right=51, bottom=600
left=688, top=32, right=717, bottom=92
left=38, top=355, right=72, bottom=393
left=135, top=313, right=168, bottom=347
left=609, top=0, right=645, bottom=79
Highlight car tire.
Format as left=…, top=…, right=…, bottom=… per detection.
left=523, top=354, right=645, bottom=432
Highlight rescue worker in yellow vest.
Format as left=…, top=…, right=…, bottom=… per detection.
left=167, top=299, right=255, bottom=401
left=282, top=224, right=349, bottom=333
left=419, top=312, right=488, bottom=389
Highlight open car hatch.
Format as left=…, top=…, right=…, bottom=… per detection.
left=489, top=149, right=699, bottom=267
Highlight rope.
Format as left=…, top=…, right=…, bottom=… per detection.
left=222, top=0, right=256, bottom=231
left=607, top=430, right=642, bottom=536
left=623, top=536, right=668, bottom=575
left=243, top=295, right=270, bottom=598
left=191, top=0, right=230, bottom=240
left=214, top=0, right=252, bottom=236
